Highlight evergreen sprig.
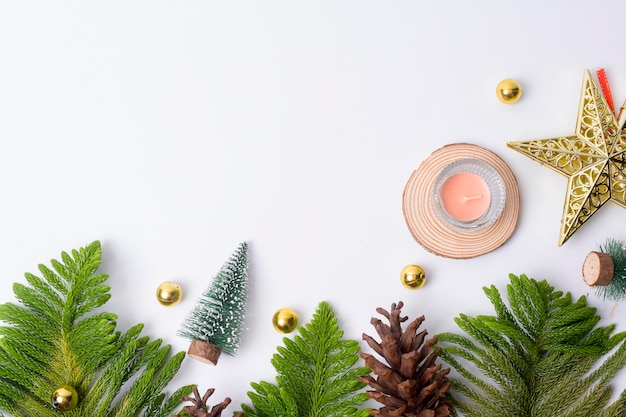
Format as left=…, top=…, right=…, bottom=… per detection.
left=0, top=241, right=193, bottom=417
left=241, top=301, right=371, bottom=417
left=437, top=273, right=626, bottom=417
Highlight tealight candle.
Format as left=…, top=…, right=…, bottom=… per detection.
left=440, top=172, right=490, bottom=222
left=432, top=158, right=506, bottom=232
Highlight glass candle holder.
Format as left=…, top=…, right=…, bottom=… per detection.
left=431, top=158, right=506, bottom=232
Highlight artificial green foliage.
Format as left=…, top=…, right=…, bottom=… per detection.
left=437, top=273, right=626, bottom=417
left=594, top=238, right=626, bottom=301
left=0, top=241, right=193, bottom=417
left=241, top=301, right=371, bottom=417
left=178, top=242, right=248, bottom=356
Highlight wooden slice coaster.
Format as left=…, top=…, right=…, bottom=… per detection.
left=402, top=143, right=520, bottom=259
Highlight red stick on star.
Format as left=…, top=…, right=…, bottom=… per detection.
left=596, top=68, right=615, bottom=115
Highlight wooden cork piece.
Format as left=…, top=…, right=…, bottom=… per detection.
left=187, top=340, right=222, bottom=365
left=582, top=251, right=614, bottom=286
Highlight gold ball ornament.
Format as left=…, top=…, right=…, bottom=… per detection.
left=156, top=281, right=183, bottom=306
left=496, top=78, right=522, bottom=103
left=51, top=384, right=79, bottom=411
left=272, top=308, right=298, bottom=333
left=400, top=264, right=426, bottom=289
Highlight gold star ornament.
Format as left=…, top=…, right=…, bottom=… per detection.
left=508, top=69, right=626, bottom=246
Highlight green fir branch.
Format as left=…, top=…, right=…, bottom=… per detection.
left=241, top=301, right=371, bottom=417
left=437, top=273, right=626, bottom=417
left=0, top=241, right=193, bottom=417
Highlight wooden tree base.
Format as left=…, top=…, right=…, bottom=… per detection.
left=188, top=340, right=222, bottom=365
left=582, top=251, right=614, bottom=286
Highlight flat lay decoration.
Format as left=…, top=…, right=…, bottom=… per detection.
left=240, top=301, right=371, bottom=417
left=508, top=69, right=626, bottom=246
left=403, top=143, right=520, bottom=259
left=582, top=237, right=626, bottom=301
left=437, top=274, right=626, bottom=416
left=0, top=241, right=193, bottom=417
left=178, top=242, right=249, bottom=365
left=360, top=301, right=453, bottom=417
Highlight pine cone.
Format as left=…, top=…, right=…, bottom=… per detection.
left=360, top=301, right=453, bottom=417
left=173, top=387, right=237, bottom=417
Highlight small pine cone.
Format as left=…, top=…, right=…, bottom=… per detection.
left=174, top=387, right=233, bottom=417
left=360, top=302, right=454, bottom=417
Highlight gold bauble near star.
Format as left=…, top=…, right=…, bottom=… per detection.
left=496, top=79, right=522, bottom=104
left=508, top=69, right=626, bottom=246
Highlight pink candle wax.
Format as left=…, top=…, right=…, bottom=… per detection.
left=440, top=172, right=490, bottom=222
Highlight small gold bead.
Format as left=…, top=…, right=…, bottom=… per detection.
left=272, top=308, right=298, bottom=333
left=400, top=264, right=426, bottom=289
left=156, top=281, right=183, bottom=306
left=51, top=384, right=79, bottom=411
left=496, top=79, right=522, bottom=104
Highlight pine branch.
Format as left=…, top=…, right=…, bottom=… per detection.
left=0, top=241, right=193, bottom=416
left=437, top=273, right=626, bottom=416
left=241, top=301, right=371, bottom=417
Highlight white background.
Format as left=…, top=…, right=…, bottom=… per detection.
left=2, top=1, right=626, bottom=413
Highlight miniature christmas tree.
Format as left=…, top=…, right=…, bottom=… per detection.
left=240, top=301, right=371, bottom=417
left=438, top=274, right=626, bottom=416
left=360, top=301, right=453, bottom=417
left=0, top=240, right=193, bottom=417
left=177, top=242, right=249, bottom=365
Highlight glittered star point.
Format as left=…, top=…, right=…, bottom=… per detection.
left=507, top=69, right=626, bottom=246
